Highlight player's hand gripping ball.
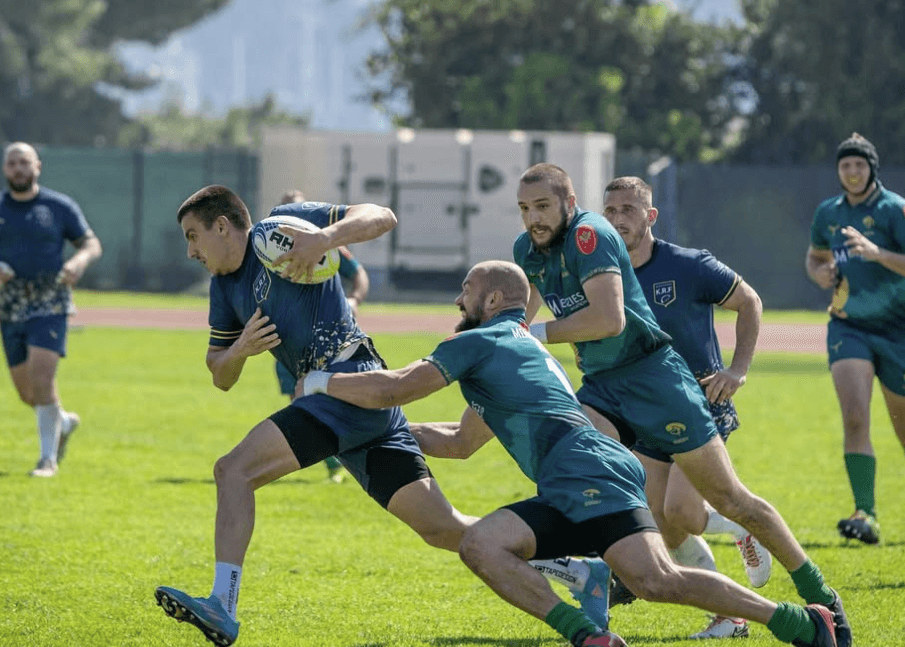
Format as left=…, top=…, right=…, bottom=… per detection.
left=252, top=215, right=340, bottom=284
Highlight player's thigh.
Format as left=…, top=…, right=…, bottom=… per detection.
left=460, top=508, right=539, bottom=561
left=663, top=461, right=707, bottom=530
left=603, top=526, right=675, bottom=593
left=672, top=436, right=748, bottom=515
left=880, top=384, right=905, bottom=445
left=830, top=358, right=875, bottom=425
left=216, top=417, right=302, bottom=489
left=580, top=404, right=621, bottom=441
left=386, top=470, right=469, bottom=537
left=636, top=451, right=671, bottom=517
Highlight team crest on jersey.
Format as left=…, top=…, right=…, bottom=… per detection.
left=575, top=225, right=597, bottom=255
left=653, top=281, right=676, bottom=307
left=665, top=422, right=686, bottom=435
left=827, top=223, right=840, bottom=236
left=28, top=205, right=54, bottom=228
left=862, top=216, right=875, bottom=231
left=253, top=267, right=272, bottom=303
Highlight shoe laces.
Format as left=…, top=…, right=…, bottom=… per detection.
left=739, top=536, right=761, bottom=567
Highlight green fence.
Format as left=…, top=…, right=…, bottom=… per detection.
left=37, top=147, right=258, bottom=292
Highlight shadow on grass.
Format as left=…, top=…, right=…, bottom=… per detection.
left=152, top=476, right=322, bottom=486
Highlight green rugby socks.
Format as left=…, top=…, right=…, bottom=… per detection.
left=844, top=453, right=876, bottom=516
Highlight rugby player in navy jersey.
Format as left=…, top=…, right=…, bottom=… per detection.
left=511, top=164, right=850, bottom=647
left=807, top=134, right=905, bottom=545
left=299, top=260, right=843, bottom=647
left=603, top=176, right=766, bottom=639
left=154, top=185, right=477, bottom=646
left=0, top=142, right=102, bottom=477
left=272, top=189, right=370, bottom=483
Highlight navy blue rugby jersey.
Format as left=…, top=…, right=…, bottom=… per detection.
left=633, top=239, right=739, bottom=379
left=208, top=202, right=364, bottom=377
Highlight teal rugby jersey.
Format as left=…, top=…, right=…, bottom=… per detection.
left=425, top=309, right=597, bottom=482
left=209, top=201, right=365, bottom=378
left=513, top=208, right=670, bottom=374
left=811, top=182, right=905, bottom=328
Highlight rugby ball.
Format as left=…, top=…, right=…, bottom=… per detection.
left=251, top=215, right=340, bottom=284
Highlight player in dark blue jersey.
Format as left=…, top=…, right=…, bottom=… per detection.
left=300, top=260, right=843, bottom=647
left=806, top=133, right=905, bottom=545
left=0, top=142, right=102, bottom=478
left=154, top=185, right=477, bottom=647
left=272, top=189, right=371, bottom=483
left=513, top=164, right=850, bottom=647
left=603, top=176, right=765, bottom=638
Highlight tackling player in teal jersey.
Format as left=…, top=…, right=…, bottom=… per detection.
left=300, top=260, right=846, bottom=647
left=513, top=164, right=850, bottom=647
left=806, top=133, right=905, bottom=545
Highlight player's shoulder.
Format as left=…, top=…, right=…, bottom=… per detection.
left=38, top=187, right=81, bottom=211
left=814, top=194, right=844, bottom=217
left=566, top=208, right=620, bottom=252
left=513, top=230, right=532, bottom=262
left=876, top=184, right=905, bottom=211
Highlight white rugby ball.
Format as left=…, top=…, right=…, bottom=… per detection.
left=251, top=215, right=340, bottom=284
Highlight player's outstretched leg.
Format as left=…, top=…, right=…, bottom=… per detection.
left=155, top=586, right=240, bottom=646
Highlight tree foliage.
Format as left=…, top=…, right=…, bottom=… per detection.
left=730, top=0, right=905, bottom=164
left=118, top=94, right=309, bottom=149
left=0, top=0, right=230, bottom=145
left=362, top=0, right=742, bottom=161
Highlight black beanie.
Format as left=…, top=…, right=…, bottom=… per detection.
left=836, top=134, right=879, bottom=175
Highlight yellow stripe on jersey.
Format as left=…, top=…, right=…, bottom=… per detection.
left=210, top=328, right=242, bottom=341
left=329, top=205, right=340, bottom=225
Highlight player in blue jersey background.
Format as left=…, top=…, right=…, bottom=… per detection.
left=513, top=163, right=850, bottom=647
left=300, top=260, right=844, bottom=647
left=0, top=142, right=102, bottom=478
left=154, top=185, right=477, bottom=647
left=272, top=189, right=370, bottom=483
left=603, top=176, right=765, bottom=639
left=806, top=133, right=905, bottom=545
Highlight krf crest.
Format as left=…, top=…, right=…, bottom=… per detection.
left=653, top=281, right=676, bottom=307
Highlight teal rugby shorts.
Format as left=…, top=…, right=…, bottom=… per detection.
left=532, top=428, right=648, bottom=524
left=827, top=317, right=905, bottom=396
left=577, top=346, right=718, bottom=462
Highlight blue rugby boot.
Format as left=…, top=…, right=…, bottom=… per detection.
left=571, top=558, right=611, bottom=630
left=155, top=586, right=239, bottom=646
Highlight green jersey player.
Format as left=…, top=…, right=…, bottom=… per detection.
left=301, top=260, right=844, bottom=647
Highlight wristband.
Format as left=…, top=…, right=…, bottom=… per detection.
left=529, top=322, right=548, bottom=343
left=303, top=370, right=331, bottom=395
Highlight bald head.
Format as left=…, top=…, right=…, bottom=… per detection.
left=469, top=261, right=530, bottom=308
left=3, top=142, right=38, bottom=164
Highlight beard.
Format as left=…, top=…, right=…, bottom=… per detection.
left=6, top=175, right=35, bottom=193
left=530, top=204, right=570, bottom=251
left=455, top=304, right=484, bottom=332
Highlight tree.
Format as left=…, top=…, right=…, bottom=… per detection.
left=0, top=0, right=230, bottom=145
left=730, top=0, right=905, bottom=164
left=362, top=0, right=742, bottom=161
left=118, top=94, right=309, bottom=149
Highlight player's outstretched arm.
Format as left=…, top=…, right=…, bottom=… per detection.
left=410, top=407, right=495, bottom=459
left=206, top=308, right=281, bottom=391
left=303, top=359, right=448, bottom=409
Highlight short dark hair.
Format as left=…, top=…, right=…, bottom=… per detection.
left=177, top=185, right=252, bottom=230
left=519, top=163, right=575, bottom=204
left=604, top=176, right=653, bottom=208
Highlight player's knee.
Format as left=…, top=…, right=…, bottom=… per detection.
left=213, top=453, right=244, bottom=487
left=663, top=498, right=697, bottom=531
left=458, top=526, right=495, bottom=570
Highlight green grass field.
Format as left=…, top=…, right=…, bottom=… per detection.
left=1, top=297, right=902, bottom=646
